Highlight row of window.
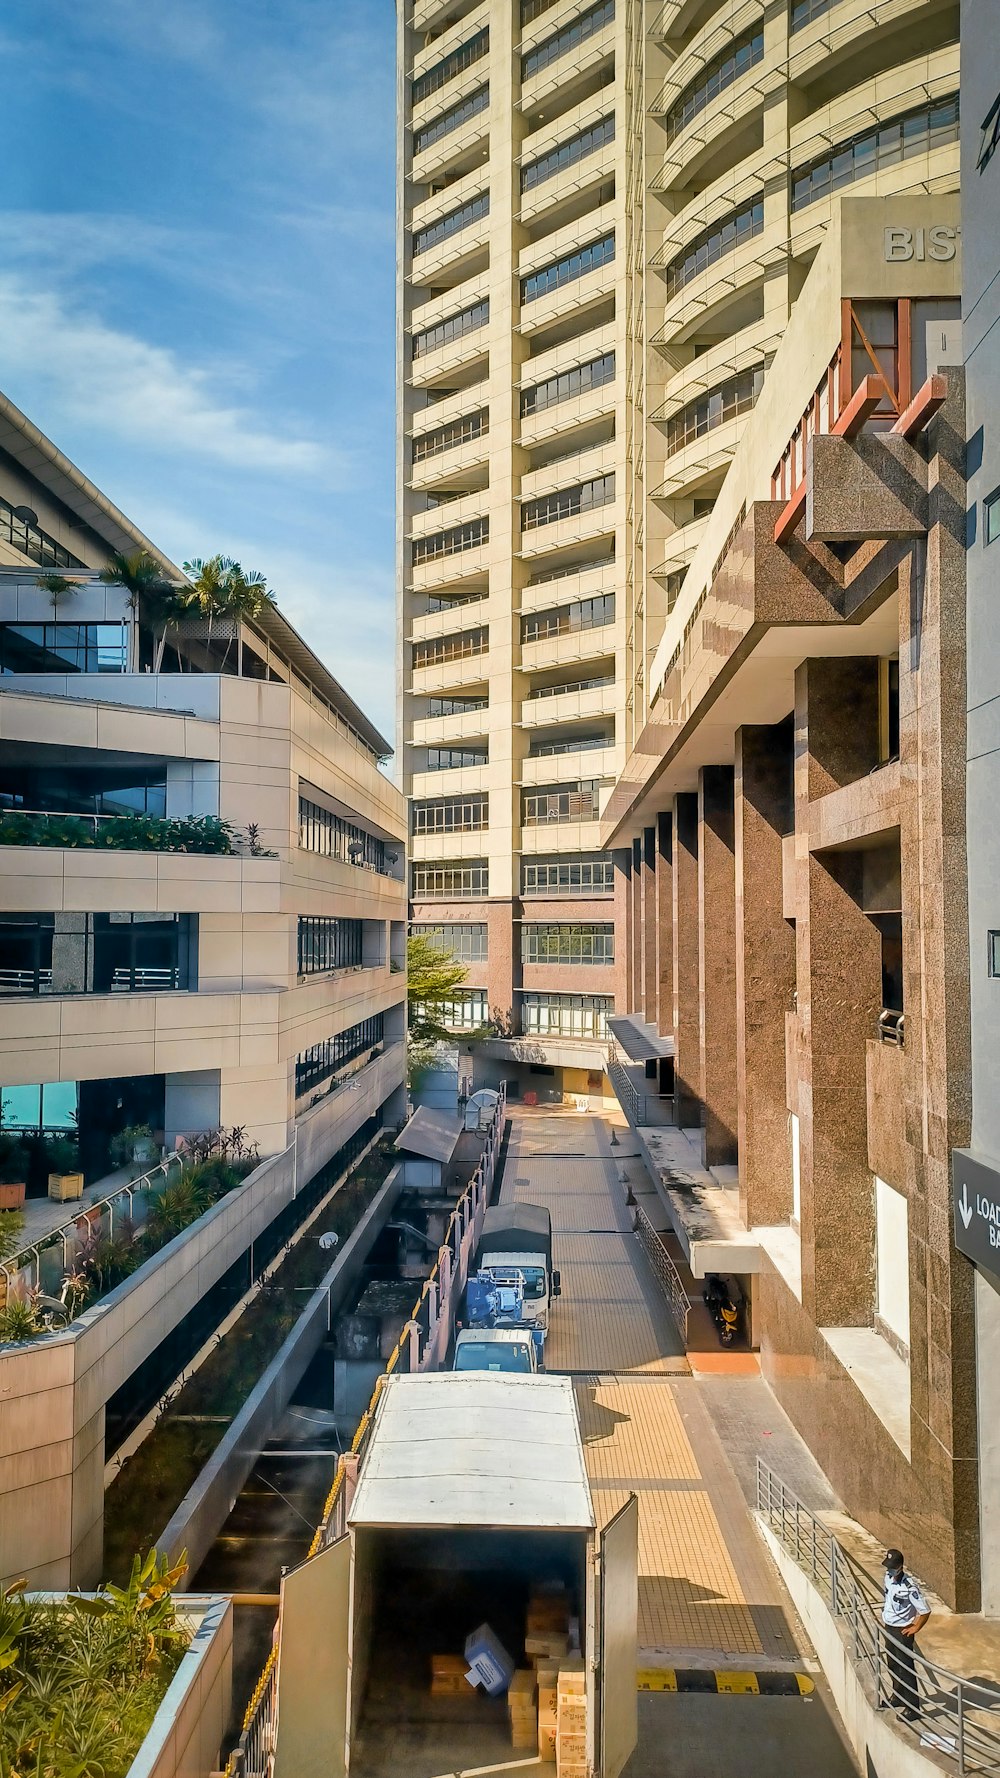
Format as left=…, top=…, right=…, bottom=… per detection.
left=0, top=765, right=168, bottom=819
left=425, top=745, right=487, bottom=770
left=413, top=190, right=489, bottom=258
left=523, top=782, right=601, bottom=824
left=298, top=797, right=388, bottom=874
left=410, top=854, right=614, bottom=899
left=297, top=916, right=364, bottom=977
left=662, top=200, right=763, bottom=301
left=412, top=922, right=488, bottom=962
left=0, top=912, right=194, bottom=997
left=521, top=351, right=615, bottom=419
left=411, top=25, right=488, bottom=108
left=0, top=621, right=129, bottom=676
left=522, top=923, right=614, bottom=965
left=413, top=409, right=488, bottom=463
left=413, top=793, right=488, bottom=833
left=432, top=989, right=489, bottom=1029
left=664, top=366, right=764, bottom=455
left=522, top=593, right=615, bottom=642
left=522, top=0, right=614, bottom=83
left=412, top=517, right=489, bottom=566
left=522, top=0, right=559, bottom=22
left=522, top=115, right=615, bottom=194
left=522, top=232, right=614, bottom=305
left=0, top=499, right=87, bottom=572
left=528, top=732, right=608, bottom=757
left=529, top=551, right=615, bottom=587
left=414, top=626, right=488, bottom=669
left=413, top=83, right=489, bottom=157
left=791, top=97, right=960, bottom=212
left=523, top=473, right=614, bottom=533
left=662, top=26, right=764, bottom=147
left=426, top=691, right=489, bottom=715
left=527, top=673, right=614, bottom=700
left=412, top=298, right=489, bottom=360
left=426, top=590, right=485, bottom=614
left=295, top=1014, right=385, bottom=1101
left=521, top=992, right=611, bottom=1038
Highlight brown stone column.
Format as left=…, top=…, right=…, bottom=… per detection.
left=630, top=836, right=643, bottom=1016
left=698, top=766, right=738, bottom=1167
left=615, top=848, right=633, bottom=1025
left=642, top=826, right=657, bottom=1020
left=794, top=658, right=881, bottom=1326
left=655, top=810, right=673, bottom=1038
left=735, top=720, right=796, bottom=1226
left=672, top=793, right=700, bottom=1130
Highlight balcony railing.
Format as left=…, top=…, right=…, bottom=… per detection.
left=757, top=1461, right=1000, bottom=1772
left=634, top=1200, right=690, bottom=1342
left=878, top=1009, right=905, bottom=1047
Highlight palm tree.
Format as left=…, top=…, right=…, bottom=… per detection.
left=182, top=555, right=275, bottom=670
left=99, top=549, right=186, bottom=671
left=35, top=572, right=84, bottom=612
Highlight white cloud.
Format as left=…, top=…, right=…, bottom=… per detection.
left=0, top=273, right=343, bottom=479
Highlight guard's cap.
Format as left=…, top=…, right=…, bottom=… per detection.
left=882, top=1548, right=905, bottom=1570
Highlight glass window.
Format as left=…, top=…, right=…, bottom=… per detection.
left=661, top=201, right=763, bottom=300
left=412, top=27, right=488, bottom=107
left=425, top=746, right=488, bottom=770
left=413, top=410, right=488, bottom=463
left=522, top=0, right=614, bottom=81
left=522, top=923, right=614, bottom=964
left=413, top=84, right=489, bottom=156
left=664, top=366, right=764, bottom=454
left=412, top=859, right=488, bottom=898
left=522, top=855, right=615, bottom=895
left=298, top=798, right=388, bottom=873
left=520, top=992, right=613, bottom=1037
left=0, top=765, right=167, bottom=818
left=413, top=794, right=488, bottom=832
left=295, top=1014, right=385, bottom=1100
left=426, top=693, right=489, bottom=715
left=521, top=234, right=614, bottom=304
left=528, top=732, right=608, bottom=757
left=413, top=627, right=488, bottom=668
left=790, top=0, right=836, bottom=27
left=522, top=353, right=615, bottom=419
left=422, top=988, right=489, bottom=1029
left=791, top=97, right=959, bottom=211
left=985, top=488, right=1000, bottom=545
left=522, top=594, right=614, bottom=641
left=412, top=518, right=489, bottom=565
left=412, top=923, right=488, bottom=962
left=412, top=300, right=489, bottom=361
left=0, top=500, right=87, bottom=570
left=0, top=622, right=128, bottom=675
left=663, top=28, right=764, bottom=146
left=0, top=912, right=193, bottom=996
left=522, top=476, right=615, bottom=532
left=522, top=781, right=601, bottom=823
left=522, top=116, right=615, bottom=192
left=297, top=917, right=364, bottom=975
left=413, top=191, right=489, bottom=257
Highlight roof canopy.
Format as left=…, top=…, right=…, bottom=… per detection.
left=394, top=1105, right=464, bottom=1165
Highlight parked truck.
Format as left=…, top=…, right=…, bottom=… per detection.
left=453, top=1325, right=538, bottom=1374
left=273, top=1372, right=638, bottom=1778
left=462, top=1202, right=561, bottom=1363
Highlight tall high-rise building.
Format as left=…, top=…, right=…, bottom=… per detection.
left=396, top=0, right=958, bottom=1102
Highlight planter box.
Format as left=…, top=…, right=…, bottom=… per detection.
left=48, top=1172, right=84, bottom=1202
left=0, top=1182, right=25, bottom=1210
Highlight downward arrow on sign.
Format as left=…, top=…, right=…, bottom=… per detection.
left=959, top=1184, right=973, bottom=1230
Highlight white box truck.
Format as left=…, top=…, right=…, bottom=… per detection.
left=274, top=1372, right=638, bottom=1778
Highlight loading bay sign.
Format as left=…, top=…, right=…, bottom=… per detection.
left=952, top=1149, right=1000, bottom=1278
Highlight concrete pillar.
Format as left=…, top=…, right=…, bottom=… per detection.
left=735, top=720, right=796, bottom=1226
left=642, top=826, right=657, bottom=1021
left=672, top=794, right=700, bottom=1130
left=698, top=767, right=738, bottom=1169
left=655, top=810, right=673, bottom=1038
left=794, top=659, right=881, bottom=1326
left=631, top=836, right=643, bottom=1015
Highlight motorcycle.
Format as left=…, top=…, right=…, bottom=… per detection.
left=703, top=1273, right=740, bottom=1347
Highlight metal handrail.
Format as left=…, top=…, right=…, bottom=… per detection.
left=757, top=1459, right=1000, bottom=1773
left=0, top=1153, right=183, bottom=1300
left=608, top=1054, right=647, bottom=1126
left=878, top=1008, right=905, bottom=1047
left=227, top=1087, right=510, bottom=1778
left=634, top=1201, right=690, bottom=1340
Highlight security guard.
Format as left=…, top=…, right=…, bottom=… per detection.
left=880, top=1548, right=930, bottom=1719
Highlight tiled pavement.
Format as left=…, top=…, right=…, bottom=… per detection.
left=497, top=1108, right=817, bottom=1667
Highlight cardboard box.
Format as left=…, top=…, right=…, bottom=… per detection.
left=525, top=1631, right=570, bottom=1659
left=557, top=1732, right=586, bottom=1762
left=538, top=1721, right=557, bottom=1763
left=537, top=1665, right=559, bottom=1719
left=430, top=1653, right=466, bottom=1696
left=558, top=1704, right=586, bottom=1735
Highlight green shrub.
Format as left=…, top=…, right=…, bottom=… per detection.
left=0, top=809, right=237, bottom=854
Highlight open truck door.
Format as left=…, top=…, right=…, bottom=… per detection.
left=274, top=1533, right=351, bottom=1778
left=597, top=1494, right=638, bottom=1778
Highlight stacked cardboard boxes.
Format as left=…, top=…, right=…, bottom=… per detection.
left=556, top=1661, right=586, bottom=1778
left=429, top=1653, right=466, bottom=1698
left=508, top=1669, right=537, bottom=1749
left=537, top=1661, right=559, bottom=1763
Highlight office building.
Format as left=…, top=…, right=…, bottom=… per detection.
left=396, top=0, right=958, bottom=1102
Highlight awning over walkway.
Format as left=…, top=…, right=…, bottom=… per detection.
left=609, top=1016, right=675, bottom=1062
left=393, top=1105, right=463, bottom=1165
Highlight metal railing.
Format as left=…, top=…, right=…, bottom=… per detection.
left=757, top=1461, right=1000, bottom=1772
left=634, top=1200, right=690, bottom=1341
left=0, top=1153, right=184, bottom=1306
left=878, top=1008, right=905, bottom=1047
left=226, top=1087, right=509, bottom=1778
left=608, top=1054, right=647, bottom=1125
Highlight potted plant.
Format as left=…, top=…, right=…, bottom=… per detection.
left=0, top=1132, right=28, bottom=1210
left=109, top=1122, right=157, bottom=1168
left=45, top=1134, right=83, bottom=1203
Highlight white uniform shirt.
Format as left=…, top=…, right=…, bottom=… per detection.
left=882, top=1571, right=929, bottom=1628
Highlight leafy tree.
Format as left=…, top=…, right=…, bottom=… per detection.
left=406, top=933, right=469, bottom=1048
left=99, top=549, right=188, bottom=670
left=35, top=572, right=83, bottom=612
left=182, top=554, right=274, bottom=668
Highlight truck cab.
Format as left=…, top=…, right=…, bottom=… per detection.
left=467, top=1203, right=561, bottom=1351
left=453, top=1327, right=538, bottom=1374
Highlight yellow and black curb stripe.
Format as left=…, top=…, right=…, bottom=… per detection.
left=638, top=1669, right=814, bottom=1697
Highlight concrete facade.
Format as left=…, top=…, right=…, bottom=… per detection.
left=603, top=199, right=979, bottom=1609
left=959, top=1, right=1000, bottom=1618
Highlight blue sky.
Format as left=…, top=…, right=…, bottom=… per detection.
left=0, top=1, right=399, bottom=744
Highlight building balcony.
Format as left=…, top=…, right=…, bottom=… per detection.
left=409, top=1, right=489, bottom=94
left=518, top=15, right=615, bottom=115
left=655, top=218, right=787, bottom=346
left=410, top=489, right=489, bottom=541
left=651, top=36, right=785, bottom=189
left=520, top=622, right=616, bottom=674
left=519, top=680, right=616, bottom=727
left=519, top=502, right=619, bottom=563
left=410, top=430, right=490, bottom=494
left=649, top=415, right=746, bottom=503
left=409, top=827, right=489, bottom=861
left=410, top=654, right=490, bottom=696
left=519, top=817, right=604, bottom=853
left=652, top=318, right=781, bottom=428
left=519, top=377, right=617, bottom=456
left=410, top=707, right=490, bottom=746
left=521, top=744, right=615, bottom=785
left=410, top=762, right=491, bottom=799
left=520, top=555, right=618, bottom=612
left=0, top=843, right=283, bottom=917
left=408, top=544, right=490, bottom=594
left=409, top=230, right=489, bottom=293
left=787, top=0, right=949, bottom=84
left=519, top=438, right=618, bottom=505
left=410, top=106, right=491, bottom=189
